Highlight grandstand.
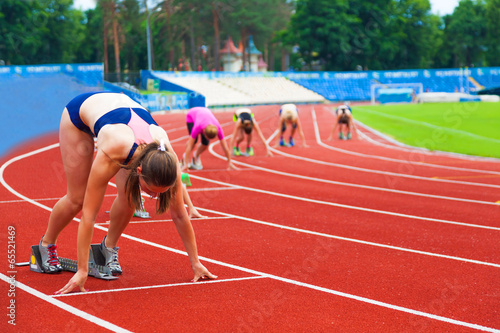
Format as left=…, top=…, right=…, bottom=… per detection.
left=152, top=74, right=253, bottom=106
left=3, top=63, right=500, bottom=157
left=152, top=72, right=325, bottom=106
left=286, top=67, right=500, bottom=103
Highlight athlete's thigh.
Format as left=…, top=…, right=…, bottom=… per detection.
left=58, top=108, right=95, bottom=200
left=235, top=127, right=245, bottom=142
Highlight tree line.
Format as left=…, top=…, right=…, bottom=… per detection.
left=1, top=0, right=499, bottom=75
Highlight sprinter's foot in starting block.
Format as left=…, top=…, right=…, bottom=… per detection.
left=133, top=209, right=150, bottom=218
left=29, top=244, right=118, bottom=280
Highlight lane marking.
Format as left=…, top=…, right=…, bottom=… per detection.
left=0, top=193, right=117, bottom=205
left=96, top=230, right=500, bottom=333
left=0, top=187, right=237, bottom=205
left=311, top=108, right=500, bottom=176
left=211, top=144, right=500, bottom=206
left=106, top=181, right=500, bottom=266
left=262, top=131, right=500, bottom=190
left=192, top=206, right=500, bottom=268
left=95, top=216, right=233, bottom=226
left=187, top=186, right=240, bottom=192
left=0, top=273, right=132, bottom=332
left=432, top=174, right=500, bottom=180
left=52, top=276, right=267, bottom=297
left=1, top=143, right=499, bottom=332
left=189, top=172, right=500, bottom=232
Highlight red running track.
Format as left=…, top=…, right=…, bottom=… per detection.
left=1, top=104, right=499, bottom=332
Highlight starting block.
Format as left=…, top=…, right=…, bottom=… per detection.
left=29, top=244, right=118, bottom=280
left=133, top=209, right=150, bottom=218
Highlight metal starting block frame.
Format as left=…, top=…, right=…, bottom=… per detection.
left=30, top=244, right=118, bottom=280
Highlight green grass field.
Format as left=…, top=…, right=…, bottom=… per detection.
left=352, top=102, right=500, bottom=159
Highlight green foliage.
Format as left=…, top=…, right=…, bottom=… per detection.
left=1, top=0, right=499, bottom=72
left=442, top=0, right=487, bottom=67
left=285, top=0, right=444, bottom=71
left=0, top=0, right=85, bottom=64
left=484, top=0, right=500, bottom=66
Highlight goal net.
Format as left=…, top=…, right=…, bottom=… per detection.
left=370, top=83, right=423, bottom=104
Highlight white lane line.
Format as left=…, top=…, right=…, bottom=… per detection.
left=0, top=194, right=118, bottom=205
left=192, top=205, right=500, bottom=268
left=95, top=216, right=233, bottom=226
left=207, top=135, right=500, bottom=207
left=0, top=273, right=132, bottom=332
left=2, top=144, right=499, bottom=332
left=311, top=108, right=500, bottom=175
left=52, top=276, right=267, bottom=297
left=92, top=230, right=500, bottom=333
left=265, top=137, right=500, bottom=190
left=187, top=186, right=240, bottom=192
left=189, top=171, right=500, bottom=232
left=106, top=179, right=500, bottom=267
left=257, top=110, right=500, bottom=190
left=0, top=188, right=235, bottom=205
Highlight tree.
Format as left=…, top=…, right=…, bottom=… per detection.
left=228, top=0, right=291, bottom=71
left=380, top=0, right=441, bottom=69
left=100, top=0, right=124, bottom=76
left=0, top=0, right=85, bottom=65
left=484, top=0, right=500, bottom=66
left=442, top=0, right=487, bottom=67
left=285, top=0, right=361, bottom=71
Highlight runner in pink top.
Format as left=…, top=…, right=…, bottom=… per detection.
left=182, top=107, right=237, bottom=171
left=186, top=107, right=225, bottom=141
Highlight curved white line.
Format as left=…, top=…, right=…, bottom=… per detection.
left=2, top=142, right=499, bottom=332
left=209, top=139, right=499, bottom=206
left=0, top=273, right=131, bottom=332
left=311, top=109, right=500, bottom=175
left=190, top=170, right=500, bottom=232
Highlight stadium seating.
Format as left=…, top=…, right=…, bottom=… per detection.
left=153, top=73, right=325, bottom=106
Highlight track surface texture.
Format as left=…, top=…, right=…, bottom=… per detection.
left=1, top=104, right=499, bottom=332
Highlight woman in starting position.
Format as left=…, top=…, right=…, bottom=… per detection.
left=39, top=92, right=216, bottom=294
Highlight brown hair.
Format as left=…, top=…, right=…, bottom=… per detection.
left=204, top=124, right=218, bottom=139
left=122, top=141, right=178, bottom=214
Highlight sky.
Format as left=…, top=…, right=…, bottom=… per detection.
left=72, top=0, right=460, bottom=16
left=428, top=0, right=460, bottom=16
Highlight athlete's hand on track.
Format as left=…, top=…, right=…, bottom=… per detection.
left=191, top=262, right=218, bottom=282
left=228, top=161, right=239, bottom=170
left=55, top=270, right=88, bottom=295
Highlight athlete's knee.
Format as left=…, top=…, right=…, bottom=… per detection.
left=64, top=195, right=84, bottom=212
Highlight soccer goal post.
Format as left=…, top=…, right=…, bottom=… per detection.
left=370, top=83, right=423, bottom=104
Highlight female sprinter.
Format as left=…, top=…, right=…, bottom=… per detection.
left=274, top=103, right=308, bottom=147
left=327, top=104, right=358, bottom=140
left=230, top=108, right=272, bottom=157
left=181, top=106, right=237, bottom=171
left=38, top=92, right=216, bottom=294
